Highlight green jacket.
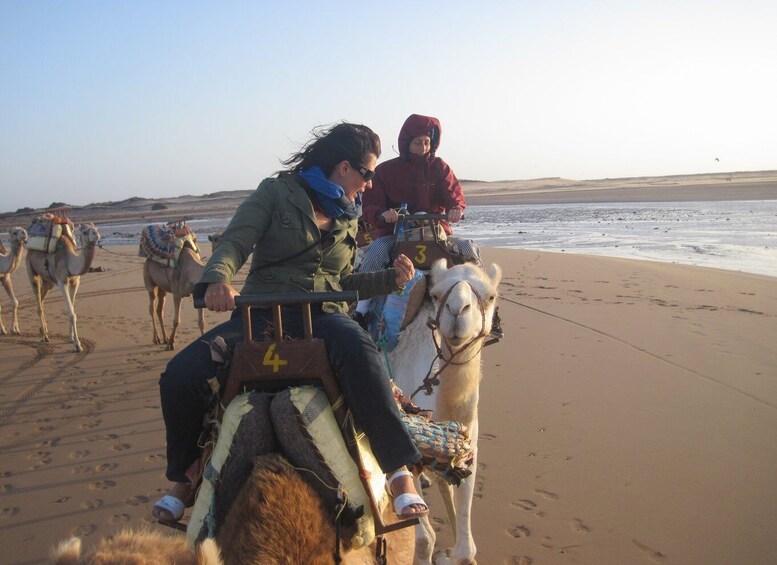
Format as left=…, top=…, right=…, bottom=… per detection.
left=200, top=173, right=400, bottom=313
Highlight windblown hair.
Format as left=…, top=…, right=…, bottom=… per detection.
left=282, top=122, right=381, bottom=176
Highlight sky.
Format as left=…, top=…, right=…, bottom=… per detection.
left=1, top=0, right=776, bottom=213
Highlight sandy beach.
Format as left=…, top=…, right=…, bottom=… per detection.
left=1, top=182, right=776, bottom=564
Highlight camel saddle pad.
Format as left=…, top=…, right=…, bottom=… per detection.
left=27, top=214, right=75, bottom=253
left=271, top=387, right=387, bottom=550
left=368, top=268, right=426, bottom=352
left=139, top=224, right=199, bottom=266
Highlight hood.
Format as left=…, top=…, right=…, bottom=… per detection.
left=398, top=114, right=441, bottom=160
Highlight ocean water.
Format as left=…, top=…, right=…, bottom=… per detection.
left=95, top=200, right=777, bottom=278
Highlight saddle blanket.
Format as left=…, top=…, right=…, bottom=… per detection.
left=138, top=223, right=199, bottom=266
left=27, top=214, right=75, bottom=253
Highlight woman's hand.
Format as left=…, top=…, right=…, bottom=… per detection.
left=381, top=209, right=399, bottom=224
left=448, top=207, right=463, bottom=223
left=393, top=254, right=415, bottom=287
left=204, top=282, right=240, bottom=312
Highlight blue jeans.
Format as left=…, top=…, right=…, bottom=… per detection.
left=159, top=306, right=420, bottom=483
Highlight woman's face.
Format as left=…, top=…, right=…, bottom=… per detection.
left=408, top=135, right=432, bottom=156
left=331, top=153, right=378, bottom=202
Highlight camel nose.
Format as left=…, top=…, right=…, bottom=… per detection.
left=446, top=302, right=471, bottom=319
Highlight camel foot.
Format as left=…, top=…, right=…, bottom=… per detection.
left=166, top=342, right=176, bottom=351
left=11, top=328, right=20, bottom=335
left=74, top=342, right=83, bottom=353
left=433, top=549, right=476, bottom=565
left=153, top=336, right=162, bottom=345
left=0, top=328, right=6, bottom=336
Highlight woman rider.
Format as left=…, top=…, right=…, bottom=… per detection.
left=152, top=122, right=427, bottom=522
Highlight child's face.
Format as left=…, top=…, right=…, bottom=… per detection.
left=408, top=135, right=432, bottom=156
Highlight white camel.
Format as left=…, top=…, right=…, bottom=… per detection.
left=0, top=227, right=29, bottom=335
left=143, top=243, right=208, bottom=351
left=389, top=259, right=502, bottom=565
left=26, top=223, right=101, bottom=352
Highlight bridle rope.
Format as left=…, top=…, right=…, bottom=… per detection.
left=410, top=280, right=489, bottom=399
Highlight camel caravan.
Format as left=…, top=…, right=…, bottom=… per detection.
left=39, top=211, right=502, bottom=564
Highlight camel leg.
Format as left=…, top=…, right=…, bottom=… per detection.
left=434, top=421, right=479, bottom=565
left=156, top=289, right=169, bottom=346
left=148, top=287, right=162, bottom=344
left=4, top=276, right=20, bottom=335
left=59, top=278, right=82, bottom=352
left=414, top=475, right=438, bottom=565
left=167, top=294, right=182, bottom=351
left=0, top=275, right=9, bottom=335
left=31, top=275, right=50, bottom=342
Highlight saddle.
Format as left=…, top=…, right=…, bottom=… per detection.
left=139, top=221, right=199, bottom=267
left=27, top=210, right=76, bottom=253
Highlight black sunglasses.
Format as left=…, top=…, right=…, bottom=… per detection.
left=349, top=161, right=375, bottom=181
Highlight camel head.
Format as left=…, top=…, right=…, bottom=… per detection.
left=429, top=259, right=502, bottom=349
left=208, top=232, right=223, bottom=252
left=9, top=227, right=29, bottom=245
left=76, top=223, right=101, bottom=246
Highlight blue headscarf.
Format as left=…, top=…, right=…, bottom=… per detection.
left=297, top=166, right=362, bottom=220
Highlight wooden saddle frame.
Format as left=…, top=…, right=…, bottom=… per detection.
left=198, top=291, right=418, bottom=539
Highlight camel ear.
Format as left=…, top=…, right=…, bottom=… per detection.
left=49, top=537, right=81, bottom=564
left=430, top=258, right=448, bottom=284
left=487, top=263, right=502, bottom=287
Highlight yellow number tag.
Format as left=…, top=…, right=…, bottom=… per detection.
left=414, top=244, right=427, bottom=264
left=262, top=343, right=288, bottom=373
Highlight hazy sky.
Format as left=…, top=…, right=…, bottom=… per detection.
left=1, top=0, right=775, bottom=213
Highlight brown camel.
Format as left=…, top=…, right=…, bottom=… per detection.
left=0, top=227, right=28, bottom=335
left=143, top=241, right=212, bottom=351
left=50, top=454, right=413, bottom=564
left=26, top=223, right=100, bottom=352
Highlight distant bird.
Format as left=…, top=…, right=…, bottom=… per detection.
left=714, top=157, right=720, bottom=162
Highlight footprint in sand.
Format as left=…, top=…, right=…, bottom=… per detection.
left=112, top=443, right=131, bottom=452
left=109, top=513, right=131, bottom=524
left=95, top=463, right=118, bottom=472
left=0, top=472, right=10, bottom=479
left=125, top=495, right=150, bottom=506
left=570, top=518, right=590, bottom=533
left=72, top=465, right=91, bottom=475
left=71, top=524, right=96, bottom=536
left=37, top=438, right=60, bottom=448
left=512, top=499, right=537, bottom=511
left=87, top=433, right=118, bottom=442
left=507, top=558, right=533, bottom=565
left=480, top=432, right=497, bottom=440
left=55, top=496, right=71, bottom=503
left=90, top=480, right=116, bottom=490
left=70, top=450, right=90, bottom=460
left=81, top=499, right=104, bottom=509
left=145, top=453, right=165, bottom=463
left=0, top=484, right=11, bottom=494
left=508, top=525, right=531, bottom=538
left=1, top=507, right=20, bottom=518
left=534, top=489, right=559, bottom=501
left=80, top=419, right=101, bottom=429
left=632, top=539, right=666, bottom=562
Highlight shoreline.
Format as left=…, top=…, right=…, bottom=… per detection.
left=2, top=171, right=776, bottom=231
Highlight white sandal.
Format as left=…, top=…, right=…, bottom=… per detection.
left=153, top=494, right=186, bottom=522
left=387, top=469, right=429, bottom=518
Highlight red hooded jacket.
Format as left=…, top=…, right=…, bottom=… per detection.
left=362, top=114, right=466, bottom=238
